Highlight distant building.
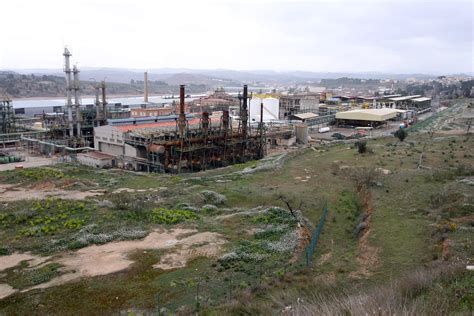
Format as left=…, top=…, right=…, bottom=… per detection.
left=289, top=112, right=319, bottom=123
left=375, top=95, right=431, bottom=112
left=131, top=107, right=174, bottom=117
left=190, top=88, right=238, bottom=113
left=279, top=93, right=319, bottom=120
left=335, top=108, right=399, bottom=127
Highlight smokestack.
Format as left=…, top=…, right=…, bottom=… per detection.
left=179, top=84, right=185, bottom=115
left=101, top=81, right=107, bottom=121
left=241, top=85, right=248, bottom=138
left=144, top=71, right=149, bottom=103
left=177, top=84, right=187, bottom=138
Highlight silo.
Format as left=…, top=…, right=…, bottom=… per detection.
left=295, top=124, right=309, bottom=144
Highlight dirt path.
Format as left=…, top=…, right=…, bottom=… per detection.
left=0, top=284, right=17, bottom=300
left=0, top=228, right=226, bottom=299
left=350, top=185, right=380, bottom=278
left=0, top=252, right=49, bottom=272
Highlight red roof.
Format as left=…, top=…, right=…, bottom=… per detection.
left=115, top=118, right=201, bottom=132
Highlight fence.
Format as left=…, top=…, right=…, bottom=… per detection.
left=305, top=206, right=329, bottom=266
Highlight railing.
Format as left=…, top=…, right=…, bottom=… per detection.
left=305, top=206, right=329, bottom=266
left=306, top=114, right=336, bottom=126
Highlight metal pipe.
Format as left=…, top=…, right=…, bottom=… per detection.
left=20, top=136, right=94, bottom=151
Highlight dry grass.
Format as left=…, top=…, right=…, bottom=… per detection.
left=291, top=263, right=468, bottom=316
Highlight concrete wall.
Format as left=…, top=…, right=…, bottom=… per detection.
left=98, top=142, right=123, bottom=156
left=124, top=144, right=138, bottom=158
left=300, top=96, right=319, bottom=113
left=94, top=125, right=125, bottom=156
left=76, top=155, right=113, bottom=168
left=93, top=124, right=142, bottom=159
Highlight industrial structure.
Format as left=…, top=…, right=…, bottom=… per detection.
left=0, top=47, right=439, bottom=172
left=335, top=108, right=401, bottom=127
left=122, top=85, right=266, bottom=172
left=0, top=98, right=16, bottom=134
left=279, top=93, right=320, bottom=119
left=45, top=48, right=112, bottom=147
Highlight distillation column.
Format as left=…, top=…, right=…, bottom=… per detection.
left=73, top=65, right=81, bottom=137
left=63, top=48, right=74, bottom=136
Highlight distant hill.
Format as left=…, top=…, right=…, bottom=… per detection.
left=10, top=67, right=444, bottom=86
left=0, top=71, right=210, bottom=98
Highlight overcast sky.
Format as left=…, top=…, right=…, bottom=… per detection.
left=0, top=0, right=472, bottom=74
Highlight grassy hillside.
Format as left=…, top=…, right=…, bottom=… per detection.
left=0, top=71, right=210, bottom=98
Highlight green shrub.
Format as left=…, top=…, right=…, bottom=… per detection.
left=3, top=199, right=92, bottom=237
left=355, top=140, right=367, bottom=154
left=8, top=263, right=62, bottom=289
left=0, top=247, right=10, bottom=256
left=394, top=128, right=408, bottom=142
left=252, top=207, right=297, bottom=226
left=338, top=190, right=363, bottom=221
left=63, top=218, right=85, bottom=229
left=151, top=208, right=199, bottom=224
left=17, top=168, right=65, bottom=180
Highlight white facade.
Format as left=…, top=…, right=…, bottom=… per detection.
left=249, top=97, right=279, bottom=122
left=76, top=152, right=114, bottom=168
left=94, top=125, right=138, bottom=158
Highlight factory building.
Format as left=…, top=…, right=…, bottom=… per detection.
left=76, top=151, right=115, bottom=168
left=335, top=108, right=399, bottom=127
left=375, top=95, right=431, bottom=112
left=131, top=107, right=174, bottom=117
left=93, top=115, right=195, bottom=158
left=249, top=97, right=279, bottom=122
left=190, top=88, right=239, bottom=113
left=279, top=93, right=319, bottom=119
left=289, top=112, right=319, bottom=123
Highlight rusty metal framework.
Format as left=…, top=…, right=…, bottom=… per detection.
left=0, top=98, right=16, bottom=134
left=125, top=85, right=267, bottom=173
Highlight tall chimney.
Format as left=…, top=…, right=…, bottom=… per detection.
left=241, top=85, right=248, bottom=138
left=177, top=85, right=187, bottom=138
left=101, top=81, right=107, bottom=120
left=179, top=84, right=185, bottom=115
left=144, top=71, right=149, bottom=103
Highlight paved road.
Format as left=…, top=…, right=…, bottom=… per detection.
left=0, top=156, right=56, bottom=171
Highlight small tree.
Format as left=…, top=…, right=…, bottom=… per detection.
left=394, top=128, right=408, bottom=142
left=355, top=140, right=367, bottom=154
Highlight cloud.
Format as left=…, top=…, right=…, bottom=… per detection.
left=0, top=0, right=472, bottom=74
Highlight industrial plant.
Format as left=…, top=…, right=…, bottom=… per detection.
left=0, top=48, right=436, bottom=173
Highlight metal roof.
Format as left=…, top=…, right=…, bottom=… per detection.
left=293, top=112, right=319, bottom=120
left=335, top=109, right=398, bottom=122
left=411, top=97, right=431, bottom=102
left=388, top=95, right=421, bottom=102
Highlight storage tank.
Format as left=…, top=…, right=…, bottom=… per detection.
left=295, top=124, right=308, bottom=144
left=319, top=127, right=330, bottom=133
left=249, top=97, right=279, bottom=122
